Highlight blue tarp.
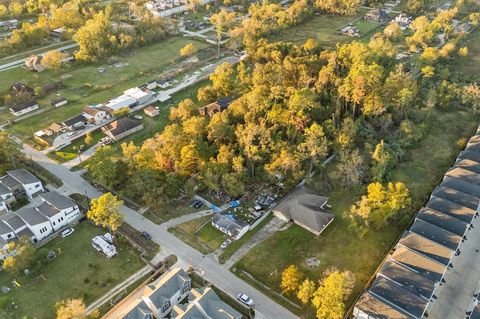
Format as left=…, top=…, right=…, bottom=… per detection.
left=228, top=200, right=240, bottom=208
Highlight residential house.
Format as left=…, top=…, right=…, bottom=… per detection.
left=273, top=184, right=334, bottom=236
left=102, top=117, right=144, bottom=141
left=9, top=100, right=39, bottom=117
left=144, top=106, right=159, bottom=118
left=394, top=13, right=412, bottom=29
left=15, top=206, right=53, bottom=242
left=5, top=169, right=44, bottom=199
left=25, top=55, right=47, bottom=72
left=83, top=106, right=111, bottom=124
left=365, top=9, right=390, bottom=23
left=62, top=114, right=88, bottom=131
left=0, top=212, right=28, bottom=242
left=144, top=80, right=158, bottom=90
left=51, top=97, right=68, bottom=108
left=43, top=122, right=65, bottom=136
left=104, top=267, right=192, bottom=318
left=36, top=191, right=80, bottom=232
left=174, top=287, right=242, bottom=319
left=157, top=79, right=171, bottom=89
left=103, top=267, right=241, bottom=319
left=42, top=81, right=63, bottom=95
left=198, top=98, right=232, bottom=117
left=211, top=212, right=249, bottom=240
left=0, top=183, right=14, bottom=212
left=0, top=191, right=81, bottom=250
left=10, top=82, right=34, bottom=97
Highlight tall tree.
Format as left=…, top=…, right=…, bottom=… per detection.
left=210, top=9, right=236, bottom=56
left=312, top=269, right=355, bottom=319
left=297, top=278, right=316, bottom=304
left=87, top=193, right=124, bottom=240
left=281, top=264, right=304, bottom=295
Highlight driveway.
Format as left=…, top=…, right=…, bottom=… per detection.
left=21, top=143, right=298, bottom=319
left=223, top=216, right=287, bottom=268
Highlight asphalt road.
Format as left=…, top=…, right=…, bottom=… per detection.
left=0, top=42, right=79, bottom=72
left=21, top=143, right=299, bottom=319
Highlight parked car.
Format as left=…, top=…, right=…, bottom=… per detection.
left=142, top=231, right=152, bottom=240
left=220, top=239, right=232, bottom=250
left=134, top=115, right=143, bottom=120
left=60, top=228, right=75, bottom=238
left=190, top=199, right=203, bottom=209
left=99, top=137, right=112, bottom=145
left=236, top=293, right=255, bottom=308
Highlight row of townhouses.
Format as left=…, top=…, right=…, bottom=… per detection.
left=104, top=268, right=242, bottom=319
left=0, top=169, right=81, bottom=258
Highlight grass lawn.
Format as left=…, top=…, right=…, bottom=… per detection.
left=233, top=108, right=479, bottom=318
left=0, top=222, right=145, bottom=319
left=219, top=214, right=273, bottom=264
left=270, top=10, right=367, bottom=47
left=453, top=28, right=480, bottom=82
left=1, top=37, right=213, bottom=141
left=143, top=199, right=197, bottom=224
left=169, top=215, right=225, bottom=255
left=353, top=19, right=381, bottom=36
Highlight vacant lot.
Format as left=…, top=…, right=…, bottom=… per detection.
left=271, top=10, right=367, bottom=46
left=234, top=109, right=479, bottom=317
left=169, top=215, right=225, bottom=255
left=454, top=28, right=480, bottom=82
left=0, top=222, right=144, bottom=319
left=1, top=37, right=212, bottom=141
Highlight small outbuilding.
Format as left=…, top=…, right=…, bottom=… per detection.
left=51, top=97, right=67, bottom=108
left=365, top=9, right=390, bottom=23
left=144, top=106, right=159, bottom=117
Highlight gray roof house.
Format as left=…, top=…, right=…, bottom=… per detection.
left=211, top=213, right=250, bottom=240
left=102, top=117, right=144, bottom=141
left=7, top=169, right=41, bottom=185
left=273, top=184, right=334, bottom=236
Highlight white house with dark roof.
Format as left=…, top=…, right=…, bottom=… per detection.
left=9, top=100, right=39, bottom=117
left=5, top=169, right=44, bottom=199
left=211, top=213, right=249, bottom=240
left=0, top=191, right=81, bottom=249
left=37, top=191, right=80, bottom=231
left=14, top=206, right=52, bottom=241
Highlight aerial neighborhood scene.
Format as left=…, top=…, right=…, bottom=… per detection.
left=0, top=0, right=479, bottom=318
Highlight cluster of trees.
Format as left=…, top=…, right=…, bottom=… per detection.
left=73, top=5, right=171, bottom=62
left=281, top=265, right=355, bottom=319
left=350, top=182, right=411, bottom=237
left=0, top=1, right=172, bottom=59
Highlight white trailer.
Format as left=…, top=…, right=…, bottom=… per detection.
left=92, top=235, right=117, bottom=258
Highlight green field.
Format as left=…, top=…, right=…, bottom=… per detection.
left=0, top=222, right=145, bottom=319
left=233, top=108, right=479, bottom=317
left=270, top=10, right=367, bottom=46
left=169, top=215, right=225, bottom=255
left=1, top=37, right=213, bottom=141
left=453, top=28, right=480, bottom=81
